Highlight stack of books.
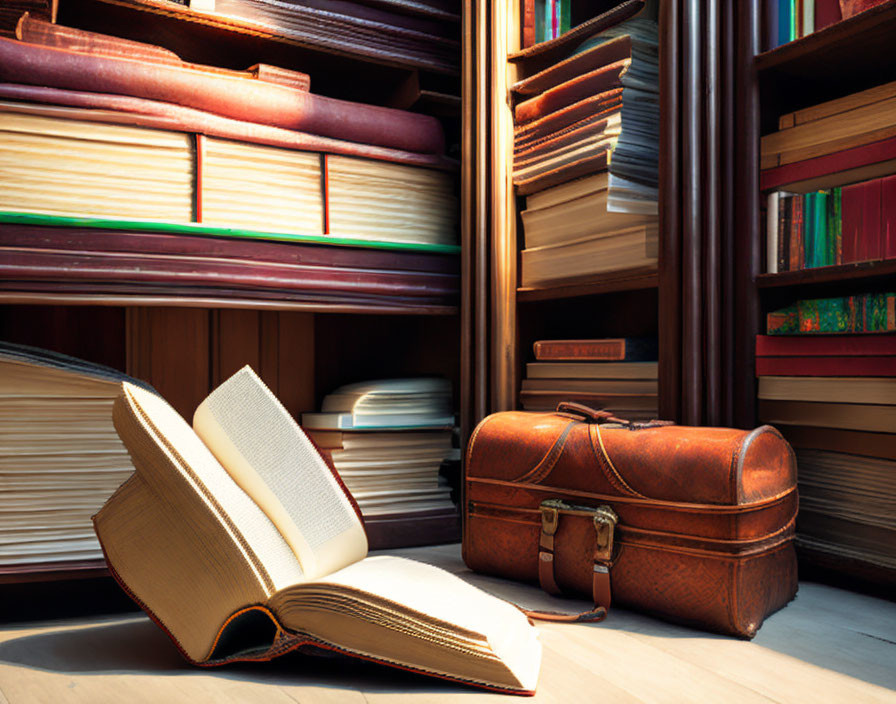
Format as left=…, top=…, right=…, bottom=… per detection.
left=0, top=343, right=139, bottom=570
left=511, top=3, right=659, bottom=288
left=301, top=378, right=458, bottom=520
left=756, top=334, right=896, bottom=580
left=766, top=175, right=895, bottom=273
left=521, top=338, right=658, bottom=419
left=0, top=16, right=457, bottom=248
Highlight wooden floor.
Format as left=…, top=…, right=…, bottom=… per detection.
left=1, top=543, right=894, bottom=703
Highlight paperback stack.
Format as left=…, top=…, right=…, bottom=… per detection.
left=756, top=334, right=896, bottom=582
left=765, top=174, right=895, bottom=272
left=521, top=338, right=658, bottom=419
left=0, top=343, right=140, bottom=570
left=301, top=378, right=458, bottom=528
left=510, top=4, right=659, bottom=288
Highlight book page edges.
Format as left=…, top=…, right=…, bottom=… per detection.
left=193, top=400, right=368, bottom=580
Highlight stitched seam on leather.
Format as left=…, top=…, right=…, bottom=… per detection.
left=591, top=423, right=644, bottom=497
left=512, top=420, right=576, bottom=484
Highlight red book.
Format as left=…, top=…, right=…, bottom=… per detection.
left=882, top=174, right=896, bottom=259
left=522, top=0, right=536, bottom=48
left=759, top=135, right=896, bottom=192
left=792, top=196, right=805, bottom=269
left=756, top=333, right=896, bottom=356
left=840, top=182, right=862, bottom=263
left=756, top=355, right=896, bottom=376
left=814, top=0, right=842, bottom=29
left=859, top=179, right=882, bottom=261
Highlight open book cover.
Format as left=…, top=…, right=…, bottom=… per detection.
left=93, top=366, right=540, bottom=694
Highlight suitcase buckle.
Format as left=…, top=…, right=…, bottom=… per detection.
left=539, top=499, right=618, bottom=559
left=592, top=506, right=618, bottom=562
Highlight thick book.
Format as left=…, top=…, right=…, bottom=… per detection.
left=0, top=101, right=457, bottom=247
left=777, top=425, right=896, bottom=460
left=756, top=333, right=896, bottom=356
left=525, top=361, right=658, bottom=379
left=95, top=368, right=540, bottom=692
left=0, top=343, right=147, bottom=570
left=756, top=355, right=896, bottom=376
left=533, top=337, right=658, bottom=361
left=757, top=376, right=896, bottom=405
left=758, top=399, right=896, bottom=433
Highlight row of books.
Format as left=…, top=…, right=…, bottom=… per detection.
left=755, top=334, right=896, bottom=579
left=766, top=175, right=896, bottom=274
left=767, top=0, right=883, bottom=50
left=0, top=15, right=457, bottom=250
left=512, top=2, right=659, bottom=288
left=0, top=343, right=460, bottom=571
left=767, top=293, right=895, bottom=335
left=520, top=338, right=658, bottom=420
left=522, top=0, right=572, bottom=47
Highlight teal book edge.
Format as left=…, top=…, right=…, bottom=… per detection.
left=0, top=212, right=461, bottom=255
left=813, top=190, right=828, bottom=268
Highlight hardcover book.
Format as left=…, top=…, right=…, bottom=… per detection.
left=94, top=367, right=540, bottom=693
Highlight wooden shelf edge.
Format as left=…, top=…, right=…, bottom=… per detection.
left=0, top=292, right=459, bottom=315
left=91, top=0, right=460, bottom=76
left=0, top=560, right=109, bottom=584
left=755, top=0, right=896, bottom=72
left=756, top=259, right=896, bottom=289
left=517, top=266, right=658, bottom=302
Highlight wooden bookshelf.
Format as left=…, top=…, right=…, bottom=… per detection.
left=756, top=259, right=896, bottom=290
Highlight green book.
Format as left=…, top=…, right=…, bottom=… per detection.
left=813, top=190, right=828, bottom=268
left=802, top=193, right=814, bottom=269
left=559, top=0, right=571, bottom=34
left=832, top=187, right=842, bottom=266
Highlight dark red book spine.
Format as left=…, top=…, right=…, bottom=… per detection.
left=759, top=135, right=896, bottom=191
left=756, top=355, right=896, bottom=376
left=793, top=196, right=805, bottom=269
left=814, top=0, right=842, bottom=29
left=882, top=174, right=896, bottom=259
left=756, top=333, right=896, bottom=356
left=522, top=0, right=536, bottom=47
left=859, top=178, right=882, bottom=261
left=841, top=181, right=862, bottom=263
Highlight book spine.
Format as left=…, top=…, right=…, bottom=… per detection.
left=814, top=0, right=842, bottom=30
left=522, top=0, right=536, bottom=47
left=862, top=178, right=882, bottom=261
left=802, top=0, right=815, bottom=36
left=533, top=340, right=625, bottom=360
left=535, top=0, right=545, bottom=43
left=794, top=194, right=805, bottom=270
left=787, top=195, right=799, bottom=271
left=833, top=186, right=842, bottom=265
left=825, top=188, right=835, bottom=266
left=767, top=191, right=780, bottom=274
left=803, top=193, right=814, bottom=269
left=560, top=0, right=571, bottom=34
left=756, top=355, right=896, bottom=376
left=814, top=190, right=828, bottom=267
left=756, top=332, right=896, bottom=355
left=841, top=181, right=861, bottom=263
left=781, top=194, right=792, bottom=270
left=790, top=0, right=798, bottom=40
left=767, top=305, right=799, bottom=335
left=551, top=0, right=559, bottom=39
left=883, top=174, right=896, bottom=258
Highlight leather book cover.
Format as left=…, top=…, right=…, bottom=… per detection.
left=756, top=355, right=896, bottom=376
left=0, top=38, right=445, bottom=155
left=859, top=179, right=882, bottom=261
left=522, top=0, right=536, bottom=47
left=512, top=34, right=632, bottom=97
left=756, top=332, right=896, bottom=356
left=881, top=174, right=896, bottom=258
left=533, top=337, right=657, bottom=361
left=0, top=84, right=453, bottom=170
left=514, top=92, right=623, bottom=149
left=514, top=151, right=610, bottom=196
left=514, top=112, right=618, bottom=163
left=514, top=60, right=629, bottom=124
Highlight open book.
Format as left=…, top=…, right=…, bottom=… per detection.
left=93, top=367, right=540, bottom=694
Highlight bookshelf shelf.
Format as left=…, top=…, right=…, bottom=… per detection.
left=516, top=267, right=658, bottom=302
left=755, top=0, right=896, bottom=128
left=756, top=259, right=896, bottom=290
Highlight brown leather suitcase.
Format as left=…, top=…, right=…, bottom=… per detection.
left=463, top=403, right=798, bottom=638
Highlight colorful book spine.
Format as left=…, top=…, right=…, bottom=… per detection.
left=767, top=293, right=896, bottom=334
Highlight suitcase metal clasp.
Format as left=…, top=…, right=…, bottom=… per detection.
left=539, top=499, right=618, bottom=560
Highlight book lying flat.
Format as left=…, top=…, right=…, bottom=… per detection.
left=95, top=367, right=540, bottom=693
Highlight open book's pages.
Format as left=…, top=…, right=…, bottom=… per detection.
left=268, top=556, right=541, bottom=693
left=194, top=367, right=368, bottom=580
left=96, top=368, right=540, bottom=693
left=0, top=343, right=141, bottom=568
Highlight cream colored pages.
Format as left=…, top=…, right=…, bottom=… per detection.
left=272, top=555, right=541, bottom=692
left=193, top=367, right=368, bottom=580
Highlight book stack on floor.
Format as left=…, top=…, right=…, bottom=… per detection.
left=756, top=334, right=896, bottom=584
left=766, top=174, right=896, bottom=273
left=301, top=378, right=460, bottom=549
left=0, top=343, right=141, bottom=574
left=521, top=338, right=658, bottom=419
left=509, top=1, right=659, bottom=288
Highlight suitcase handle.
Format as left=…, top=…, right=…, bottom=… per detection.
left=556, top=401, right=674, bottom=429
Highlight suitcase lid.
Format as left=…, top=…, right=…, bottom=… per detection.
left=466, top=409, right=796, bottom=507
